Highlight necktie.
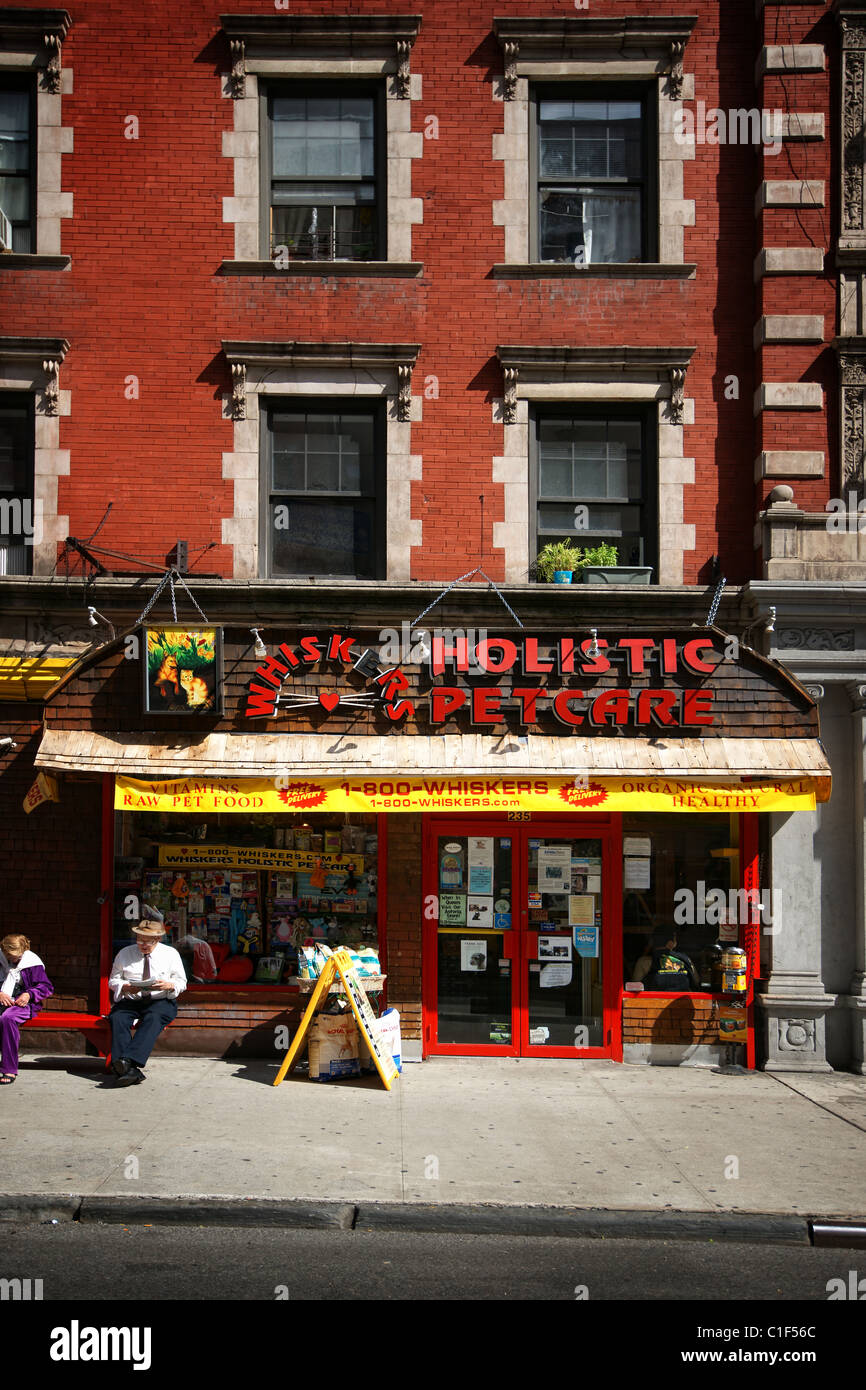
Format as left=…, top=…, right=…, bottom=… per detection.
left=142, top=954, right=151, bottom=982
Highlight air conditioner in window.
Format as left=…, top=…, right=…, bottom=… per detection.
left=0, top=206, right=12, bottom=252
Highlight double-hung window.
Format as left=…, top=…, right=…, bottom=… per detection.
left=0, top=394, right=34, bottom=575
left=532, top=408, right=655, bottom=570
left=263, top=402, right=384, bottom=578
left=266, top=84, right=383, bottom=261
left=534, top=86, right=653, bottom=264
left=0, top=76, right=34, bottom=253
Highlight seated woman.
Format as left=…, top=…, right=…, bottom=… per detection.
left=0, top=933, right=55, bottom=1084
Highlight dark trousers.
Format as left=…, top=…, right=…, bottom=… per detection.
left=109, top=997, right=178, bottom=1067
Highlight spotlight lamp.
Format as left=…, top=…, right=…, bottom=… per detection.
left=250, top=628, right=267, bottom=659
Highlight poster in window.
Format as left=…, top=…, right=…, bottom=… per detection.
left=466, top=896, right=493, bottom=929
left=439, top=844, right=464, bottom=890
left=439, top=894, right=466, bottom=926
left=461, top=940, right=488, bottom=972
left=144, top=627, right=223, bottom=715
left=537, top=844, right=571, bottom=892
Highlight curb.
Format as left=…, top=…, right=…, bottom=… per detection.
left=0, top=1194, right=839, bottom=1242
left=353, top=1203, right=810, bottom=1244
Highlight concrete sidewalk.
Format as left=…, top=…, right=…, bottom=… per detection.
left=2, top=1055, right=865, bottom=1226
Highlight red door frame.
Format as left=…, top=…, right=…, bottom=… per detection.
left=422, top=813, right=623, bottom=1060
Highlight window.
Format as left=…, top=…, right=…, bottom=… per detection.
left=0, top=393, right=34, bottom=575
left=0, top=76, right=34, bottom=252
left=265, top=85, right=382, bottom=261
left=622, top=814, right=741, bottom=993
left=532, top=407, right=655, bottom=570
left=263, top=402, right=384, bottom=578
left=534, top=88, right=652, bottom=264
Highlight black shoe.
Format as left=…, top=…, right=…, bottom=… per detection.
left=111, top=1057, right=130, bottom=1078
left=114, top=1067, right=144, bottom=1087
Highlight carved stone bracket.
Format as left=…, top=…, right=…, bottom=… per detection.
left=503, top=41, right=519, bottom=101
left=229, top=39, right=245, bottom=99
left=42, top=359, right=61, bottom=415
left=835, top=343, right=866, bottom=492
left=847, top=681, right=866, bottom=712
left=838, top=12, right=866, bottom=247
left=230, top=362, right=246, bottom=421
left=42, top=31, right=62, bottom=93
left=805, top=684, right=826, bottom=702
left=502, top=366, right=518, bottom=424
left=668, top=40, right=686, bottom=100
left=668, top=366, right=687, bottom=425
left=393, top=39, right=413, bottom=99
left=396, top=362, right=413, bottom=421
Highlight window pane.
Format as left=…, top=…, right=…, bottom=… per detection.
left=272, top=94, right=375, bottom=180
left=271, top=412, right=375, bottom=495
left=539, top=186, right=641, bottom=263
left=538, top=98, right=642, bottom=180
left=272, top=194, right=376, bottom=260
left=0, top=175, right=28, bottom=222
left=270, top=499, right=376, bottom=578
left=0, top=91, right=28, bottom=174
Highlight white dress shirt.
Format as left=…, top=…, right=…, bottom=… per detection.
left=109, top=943, right=187, bottom=1003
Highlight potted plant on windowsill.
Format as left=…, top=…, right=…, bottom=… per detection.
left=536, top=540, right=582, bottom=584
left=578, top=543, right=653, bottom=585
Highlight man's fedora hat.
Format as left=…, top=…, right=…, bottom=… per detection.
left=132, top=921, right=165, bottom=939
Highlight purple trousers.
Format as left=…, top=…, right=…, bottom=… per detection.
left=0, top=1004, right=34, bottom=1076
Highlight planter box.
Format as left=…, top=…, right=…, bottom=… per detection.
left=581, top=566, right=653, bottom=585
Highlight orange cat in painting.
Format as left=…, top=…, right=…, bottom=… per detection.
left=179, top=668, right=212, bottom=709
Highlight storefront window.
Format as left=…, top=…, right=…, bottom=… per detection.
left=622, top=813, right=740, bottom=992
left=114, top=811, right=380, bottom=986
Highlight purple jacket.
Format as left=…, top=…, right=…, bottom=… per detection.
left=0, top=950, right=54, bottom=1018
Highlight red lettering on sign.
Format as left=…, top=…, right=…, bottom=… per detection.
left=276, top=642, right=300, bottom=669
left=552, top=690, right=585, bottom=726
left=522, top=639, right=553, bottom=675
left=588, top=689, right=630, bottom=726
left=376, top=667, right=410, bottom=704
left=298, top=635, right=322, bottom=664
left=327, top=634, right=356, bottom=663
left=618, top=637, right=655, bottom=675
left=682, top=689, right=715, bottom=725
left=636, top=689, right=678, bottom=726
left=579, top=637, right=610, bottom=674
left=253, top=653, right=290, bottom=688
left=472, top=687, right=504, bottom=723
left=431, top=636, right=470, bottom=675
left=245, top=683, right=278, bottom=718
left=683, top=639, right=716, bottom=674
left=384, top=697, right=415, bottom=722
left=660, top=638, right=678, bottom=675
left=430, top=687, right=467, bottom=723
left=476, top=639, right=517, bottom=674
left=513, top=687, right=543, bottom=725
left=558, top=638, right=576, bottom=674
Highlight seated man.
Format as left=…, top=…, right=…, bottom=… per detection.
left=108, top=921, right=186, bottom=1086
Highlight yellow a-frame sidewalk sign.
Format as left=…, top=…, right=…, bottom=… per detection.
left=273, top=947, right=399, bottom=1091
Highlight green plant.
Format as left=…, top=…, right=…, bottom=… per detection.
left=536, top=540, right=582, bottom=582
left=579, top=542, right=619, bottom=568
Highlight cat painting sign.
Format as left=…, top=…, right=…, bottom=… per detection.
left=273, top=947, right=399, bottom=1091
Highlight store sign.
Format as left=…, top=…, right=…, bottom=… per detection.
left=116, top=774, right=819, bottom=814
left=242, top=631, right=767, bottom=731
left=157, top=844, right=363, bottom=872
left=144, top=626, right=224, bottom=716
left=22, top=772, right=60, bottom=815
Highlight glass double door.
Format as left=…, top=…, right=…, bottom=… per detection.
left=425, top=821, right=614, bottom=1057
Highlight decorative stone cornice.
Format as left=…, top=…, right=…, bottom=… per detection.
left=220, top=14, right=422, bottom=98
left=492, top=16, right=698, bottom=100
left=0, top=9, right=71, bottom=93
left=222, top=341, right=421, bottom=420
left=495, top=345, right=696, bottom=423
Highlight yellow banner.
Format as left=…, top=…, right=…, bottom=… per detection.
left=116, top=774, right=818, bottom=814
left=157, top=844, right=364, bottom=871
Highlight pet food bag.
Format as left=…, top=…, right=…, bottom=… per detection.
left=308, top=1012, right=361, bottom=1081
left=358, top=1006, right=402, bottom=1074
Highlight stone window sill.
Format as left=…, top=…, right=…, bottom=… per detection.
left=492, top=262, right=696, bottom=280
left=0, top=255, right=71, bottom=271
left=219, top=259, right=423, bottom=278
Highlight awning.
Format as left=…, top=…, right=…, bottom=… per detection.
left=35, top=729, right=832, bottom=812
left=0, top=647, right=84, bottom=702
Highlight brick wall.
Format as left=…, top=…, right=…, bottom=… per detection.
left=0, top=711, right=102, bottom=1010
left=0, top=0, right=837, bottom=588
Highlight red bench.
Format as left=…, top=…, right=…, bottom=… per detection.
left=23, top=1012, right=112, bottom=1066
